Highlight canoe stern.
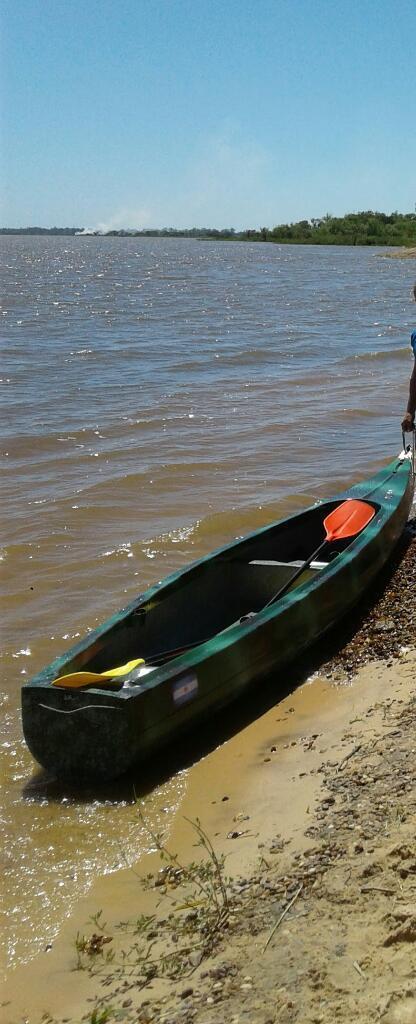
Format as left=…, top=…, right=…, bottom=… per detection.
left=21, top=685, right=137, bottom=782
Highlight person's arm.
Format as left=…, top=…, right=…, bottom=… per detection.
left=402, top=361, right=416, bottom=431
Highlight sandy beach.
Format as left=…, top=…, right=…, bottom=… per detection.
left=382, top=248, right=416, bottom=259
left=2, top=514, right=415, bottom=1024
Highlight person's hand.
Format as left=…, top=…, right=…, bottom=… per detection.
left=401, top=412, right=415, bottom=432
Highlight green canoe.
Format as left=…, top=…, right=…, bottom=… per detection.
left=22, top=451, right=414, bottom=782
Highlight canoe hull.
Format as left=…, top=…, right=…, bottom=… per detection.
left=22, top=455, right=414, bottom=781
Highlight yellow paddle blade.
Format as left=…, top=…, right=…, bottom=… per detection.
left=52, top=658, right=144, bottom=689
left=101, top=658, right=144, bottom=678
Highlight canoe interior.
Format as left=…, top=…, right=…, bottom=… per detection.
left=63, top=499, right=376, bottom=680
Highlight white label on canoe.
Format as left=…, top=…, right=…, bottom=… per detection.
left=172, top=672, right=198, bottom=707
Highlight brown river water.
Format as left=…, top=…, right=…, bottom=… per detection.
left=1, top=237, right=415, bottom=976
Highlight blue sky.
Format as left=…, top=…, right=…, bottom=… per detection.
left=1, top=0, right=415, bottom=229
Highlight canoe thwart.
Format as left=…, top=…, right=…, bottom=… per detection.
left=249, top=559, right=329, bottom=569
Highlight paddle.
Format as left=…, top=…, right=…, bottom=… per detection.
left=263, top=498, right=376, bottom=610
left=53, top=657, right=145, bottom=689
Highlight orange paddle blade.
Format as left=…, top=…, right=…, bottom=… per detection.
left=323, top=499, right=375, bottom=543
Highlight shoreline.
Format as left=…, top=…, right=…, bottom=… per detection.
left=2, top=518, right=415, bottom=1024
left=381, top=247, right=416, bottom=259
left=2, top=233, right=416, bottom=252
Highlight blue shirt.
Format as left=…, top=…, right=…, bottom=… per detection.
left=412, top=329, right=416, bottom=358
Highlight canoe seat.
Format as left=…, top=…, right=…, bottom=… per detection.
left=249, top=559, right=329, bottom=570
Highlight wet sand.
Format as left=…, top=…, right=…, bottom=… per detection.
left=2, top=655, right=415, bottom=1023
left=4, top=659, right=416, bottom=1019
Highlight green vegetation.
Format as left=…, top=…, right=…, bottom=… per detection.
left=262, top=211, right=416, bottom=246
left=73, top=814, right=232, bottom=987
left=0, top=226, right=84, bottom=235
left=1, top=211, right=415, bottom=245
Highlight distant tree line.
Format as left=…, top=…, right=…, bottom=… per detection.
left=0, top=226, right=84, bottom=235
left=259, top=211, right=416, bottom=246
left=1, top=212, right=415, bottom=245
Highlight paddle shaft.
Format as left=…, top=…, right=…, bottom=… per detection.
left=151, top=637, right=208, bottom=665
left=264, top=538, right=328, bottom=609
